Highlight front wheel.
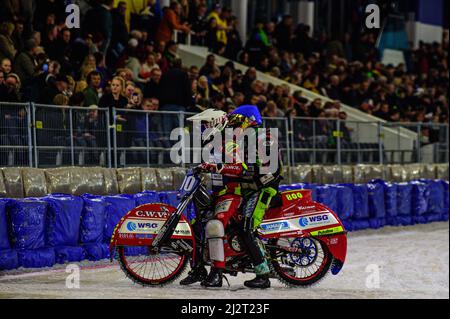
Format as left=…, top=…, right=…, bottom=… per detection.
left=117, top=245, right=188, bottom=286
left=269, top=237, right=332, bottom=287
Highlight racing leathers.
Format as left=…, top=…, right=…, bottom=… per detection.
left=201, top=126, right=282, bottom=287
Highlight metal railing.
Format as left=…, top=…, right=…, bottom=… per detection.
left=0, top=103, right=448, bottom=168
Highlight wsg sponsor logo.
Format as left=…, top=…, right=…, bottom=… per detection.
left=261, top=221, right=289, bottom=232
left=137, top=222, right=159, bottom=229
left=299, top=214, right=329, bottom=227
left=127, top=222, right=137, bottom=232
left=126, top=221, right=158, bottom=231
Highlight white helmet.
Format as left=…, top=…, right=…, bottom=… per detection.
left=187, top=109, right=228, bottom=140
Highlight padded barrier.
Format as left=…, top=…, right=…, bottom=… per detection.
left=117, top=168, right=142, bottom=194
left=54, top=246, right=85, bottom=264
left=396, top=183, right=413, bottom=225
left=172, top=168, right=187, bottom=190
left=140, top=168, right=159, bottom=191
left=103, top=194, right=136, bottom=243
left=70, top=167, right=106, bottom=196
left=436, top=164, right=449, bottom=180
left=316, top=186, right=338, bottom=215
left=2, top=168, right=24, bottom=198
left=17, top=247, right=55, bottom=268
left=44, top=194, right=84, bottom=246
left=367, top=182, right=386, bottom=229
left=424, top=180, right=445, bottom=215
left=335, top=186, right=353, bottom=221
left=0, top=178, right=448, bottom=270
left=156, top=168, right=174, bottom=191
left=385, top=165, right=408, bottom=183
left=371, top=180, right=398, bottom=225
left=0, top=200, right=9, bottom=249
left=0, top=164, right=449, bottom=198
left=82, top=243, right=110, bottom=261
left=103, top=168, right=119, bottom=194
left=80, top=194, right=108, bottom=244
left=45, top=168, right=72, bottom=194
left=338, top=183, right=370, bottom=231
left=289, top=165, right=313, bottom=184
left=134, top=190, right=160, bottom=206
left=442, top=181, right=449, bottom=220
left=7, top=198, right=47, bottom=250
left=0, top=249, right=19, bottom=270
left=410, top=181, right=428, bottom=223
left=22, top=168, right=48, bottom=197
left=0, top=170, right=6, bottom=197
left=159, top=191, right=180, bottom=208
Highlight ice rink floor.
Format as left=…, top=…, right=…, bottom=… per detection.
left=0, top=222, right=448, bottom=299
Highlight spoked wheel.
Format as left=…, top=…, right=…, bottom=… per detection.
left=269, top=237, right=332, bottom=287
left=117, top=245, right=188, bottom=286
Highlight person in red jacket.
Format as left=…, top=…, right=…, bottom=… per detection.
left=155, top=1, right=190, bottom=44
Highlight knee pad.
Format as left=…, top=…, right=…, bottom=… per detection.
left=206, top=219, right=225, bottom=239
left=206, top=220, right=225, bottom=262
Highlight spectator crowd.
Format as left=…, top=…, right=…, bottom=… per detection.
left=0, top=0, right=448, bottom=165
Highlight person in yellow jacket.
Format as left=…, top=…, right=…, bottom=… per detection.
left=207, top=4, right=231, bottom=45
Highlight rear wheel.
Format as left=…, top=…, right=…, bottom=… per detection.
left=269, top=237, right=332, bottom=287
left=117, top=245, right=188, bottom=286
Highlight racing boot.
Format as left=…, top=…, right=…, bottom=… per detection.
left=201, top=267, right=223, bottom=288
left=244, top=275, right=271, bottom=289
left=179, top=266, right=207, bottom=285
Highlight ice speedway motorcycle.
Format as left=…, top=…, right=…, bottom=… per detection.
left=110, top=169, right=347, bottom=287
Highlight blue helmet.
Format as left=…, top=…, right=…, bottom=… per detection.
left=228, top=105, right=263, bottom=128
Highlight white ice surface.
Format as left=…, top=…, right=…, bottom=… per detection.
left=0, top=222, right=448, bottom=299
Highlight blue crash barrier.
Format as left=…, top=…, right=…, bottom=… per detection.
left=0, top=200, right=18, bottom=270
left=337, top=184, right=370, bottom=231
left=44, top=194, right=84, bottom=247
left=103, top=195, right=136, bottom=244
left=82, top=243, right=110, bottom=261
left=397, top=182, right=413, bottom=225
left=367, top=182, right=386, bottom=229
left=54, top=246, right=85, bottom=264
left=0, top=200, right=10, bottom=250
left=80, top=195, right=108, bottom=244
left=316, top=186, right=338, bottom=216
left=7, top=199, right=47, bottom=250
left=411, top=181, right=428, bottom=216
left=134, top=191, right=160, bottom=206
left=443, top=181, right=449, bottom=219
left=0, top=249, right=19, bottom=270
left=0, top=179, right=448, bottom=271
left=159, top=191, right=180, bottom=208
left=17, top=247, right=55, bottom=268
left=335, top=186, right=353, bottom=221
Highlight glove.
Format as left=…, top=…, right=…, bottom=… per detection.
left=197, top=163, right=218, bottom=173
